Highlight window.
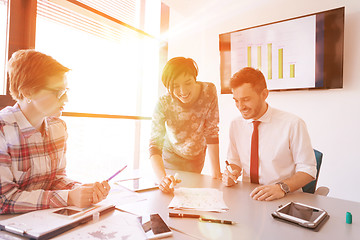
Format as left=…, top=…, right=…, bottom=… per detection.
left=0, top=0, right=8, bottom=95
left=35, top=0, right=162, bottom=182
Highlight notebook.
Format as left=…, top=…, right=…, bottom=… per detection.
left=0, top=204, right=115, bottom=240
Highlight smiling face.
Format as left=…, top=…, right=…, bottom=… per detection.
left=172, top=73, right=198, bottom=104
left=232, top=83, right=268, bottom=120
left=30, top=74, right=69, bottom=118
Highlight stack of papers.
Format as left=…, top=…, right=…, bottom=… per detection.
left=168, top=187, right=229, bottom=212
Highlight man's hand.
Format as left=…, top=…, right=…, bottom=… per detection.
left=222, top=164, right=240, bottom=187
left=250, top=184, right=285, bottom=201
left=92, top=181, right=111, bottom=204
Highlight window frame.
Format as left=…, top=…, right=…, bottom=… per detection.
left=1, top=0, right=169, bottom=172
left=0, top=0, right=37, bottom=109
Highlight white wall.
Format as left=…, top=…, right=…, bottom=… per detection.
left=163, top=0, right=360, bottom=202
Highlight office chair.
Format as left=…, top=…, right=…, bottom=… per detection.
left=302, top=149, right=329, bottom=196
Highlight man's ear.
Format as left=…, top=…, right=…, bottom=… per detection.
left=261, top=88, right=269, bottom=100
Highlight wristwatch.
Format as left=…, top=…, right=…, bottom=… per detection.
left=276, top=182, right=290, bottom=195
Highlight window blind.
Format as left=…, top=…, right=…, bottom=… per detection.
left=37, top=0, right=146, bottom=44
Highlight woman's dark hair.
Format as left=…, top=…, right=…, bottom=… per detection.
left=161, top=57, right=198, bottom=94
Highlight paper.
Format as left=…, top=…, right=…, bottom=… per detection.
left=168, top=187, right=229, bottom=212
left=101, top=184, right=146, bottom=206
left=58, top=212, right=146, bottom=240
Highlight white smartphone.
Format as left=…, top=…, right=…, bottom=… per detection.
left=145, top=214, right=172, bottom=239
left=272, top=202, right=328, bottom=229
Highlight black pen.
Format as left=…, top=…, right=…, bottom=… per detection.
left=199, top=217, right=236, bottom=225
left=169, top=212, right=201, bottom=218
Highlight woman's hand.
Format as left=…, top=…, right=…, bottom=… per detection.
left=159, top=174, right=181, bottom=193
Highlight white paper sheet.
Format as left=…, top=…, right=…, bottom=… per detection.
left=101, top=184, right=147, bottom=206
left=57, top=211, right=146, bottom=240
left=168, top=187, right=229, bottom=212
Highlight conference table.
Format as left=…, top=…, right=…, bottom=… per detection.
left=0, top=171, right=359, bottom=239
left=118, top=170, right=359, bottom=240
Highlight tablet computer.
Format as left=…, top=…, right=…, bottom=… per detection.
left=271, top=202, right=328, bottom=229
left=115, top=177, right=158, bottom=192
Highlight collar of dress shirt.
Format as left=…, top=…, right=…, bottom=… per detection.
left=12, top=103, right=49, bottom=138
left=244, top=103, right=272, bottom=124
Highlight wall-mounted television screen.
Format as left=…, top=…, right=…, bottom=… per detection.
left=219, top=7, right=344, bottom=93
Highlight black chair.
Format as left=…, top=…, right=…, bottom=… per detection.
left=302, top=149, right=329, bottom=195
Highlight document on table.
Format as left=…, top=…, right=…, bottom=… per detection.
left=168, top=187, right=229, bottom=212
left=101, top=184, right=147, bottom=207
left=62, top=211, right=146, bottom=240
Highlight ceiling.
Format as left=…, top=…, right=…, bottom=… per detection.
left=161, top=0, right=211, bottom=16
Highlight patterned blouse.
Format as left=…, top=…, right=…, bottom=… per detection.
left=149, top=82, right=219, bottom=162
left=0, top=104, right=78, bottom=214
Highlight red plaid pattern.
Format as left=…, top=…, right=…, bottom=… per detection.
left=0, top=104, right=79, bottom=214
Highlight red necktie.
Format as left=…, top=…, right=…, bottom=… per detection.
left=250, top=121, right=260, bottom=184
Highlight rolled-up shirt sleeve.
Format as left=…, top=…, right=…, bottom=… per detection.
left=290, top=119, right=317, bottom=179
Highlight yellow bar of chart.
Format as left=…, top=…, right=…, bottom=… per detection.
left=290, top=64, right=295, bottom=78
left=278, top=48, right=283, bottom=79
left=257, top=46, right=261, bottom=70
left=247, top=46, right=251, bottom=67
left=267, top=43, right=272, bottom=79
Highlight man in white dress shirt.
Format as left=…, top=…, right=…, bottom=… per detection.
left=222, top=67, right=317, bottom=201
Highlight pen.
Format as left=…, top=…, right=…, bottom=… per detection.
left=169, top=212, right=201, bottom=218
left=107, top=165, right=127, bottom=181
left=199, top=217, right=236, bottom=225
left=225, top=161, right=237, bottom=184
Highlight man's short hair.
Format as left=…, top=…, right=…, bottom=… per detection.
left=161, top=57, right=198, bottom=95
left=7, top=49, right=70, bottom=101
left=229, top=67, right=267, bottom=93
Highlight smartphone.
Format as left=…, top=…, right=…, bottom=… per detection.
left=272, top=202, right=328, bottom=228
left=146, top=214, right=172, bottom=239
left=53, top=208, right=81, bottom=216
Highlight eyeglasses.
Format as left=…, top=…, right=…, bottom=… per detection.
left=43, top=87, right=69, bottom=99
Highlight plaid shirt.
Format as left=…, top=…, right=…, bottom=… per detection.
left=0, top=104, right=79, bottom=214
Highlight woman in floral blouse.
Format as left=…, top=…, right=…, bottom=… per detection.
left=149, top=57, right=221, bottom=193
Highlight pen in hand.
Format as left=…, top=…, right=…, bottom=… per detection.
left=169, top=173, right=180, bottom=189
left=107, top=165, right=127, bottom=182
left=225, top=161, right=237, bottom=184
